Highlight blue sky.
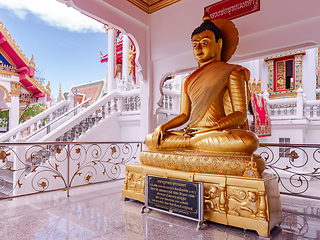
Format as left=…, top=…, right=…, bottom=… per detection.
left=0, top=0, right=108, bottom=98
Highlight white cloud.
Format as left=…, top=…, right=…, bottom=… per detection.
left=0, top=0, right=104, bottom=33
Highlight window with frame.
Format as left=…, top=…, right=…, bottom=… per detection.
left=264, top=51, right=305, bottom=99
left=279, top=137, right=290, bottom=158
left=275, top=58, right=294, bottom=92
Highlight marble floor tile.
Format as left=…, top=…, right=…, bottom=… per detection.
left=0, top=179, right=319, bottom=240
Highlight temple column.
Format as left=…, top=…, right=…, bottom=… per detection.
left=9, top=95, right=19, bottom=130
left=122, top=34, right=130, bottom=87
left=9, top=81, right=21, bottom=131
left=107, top=27, right=115, bottom=93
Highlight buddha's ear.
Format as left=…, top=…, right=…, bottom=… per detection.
left=218, top=38, right=223, bottom=51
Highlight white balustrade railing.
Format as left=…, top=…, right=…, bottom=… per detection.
left=267, top=98, right=298, bottom=118
left=304, top=101, right=320, bottom=118
left=38, top=88, right=140, bottom=142
left=26, top=98, right=92, bottom=142
left=264, top=88, right=320, bottom=120
left=161, top=89, right=180, bottom=112
left=0, top=100, right=72, bottom=142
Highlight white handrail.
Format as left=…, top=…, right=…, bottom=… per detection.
left=38, top=89, right=140, bottom=142
left=0, top=100, right=71, bottom=142
left=26, top=98, right=92, bottom=140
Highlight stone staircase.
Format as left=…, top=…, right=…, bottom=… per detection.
left=0, top=88, right=141, bottom=198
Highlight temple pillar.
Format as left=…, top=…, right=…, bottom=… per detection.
left=106, top=27, right=115, bottom=93
left=9, top=95, right=19, bottom=130
left=122, top=34, right=130, bottom=87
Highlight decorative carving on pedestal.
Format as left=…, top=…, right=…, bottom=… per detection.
left=204, top=184, right=220, bottom=212
left=122, top=165, right=281, bottom=238
left=227, top=188, right=259, bottom=218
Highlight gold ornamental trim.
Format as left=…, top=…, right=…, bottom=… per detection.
left=0, top=20, right=35, bottom=69
left=140, top=150, right=265, bottom=177
left=263, top=50, right=306, bottom=61
left=126, top=0, right=181, bottom=14
left=10, top=81, right=21, bottom=97
left=19, top=92, right=37, bottom=103
left=25, top=75, right=51, bottom=95
left=0, top=84, right=11, bottom=102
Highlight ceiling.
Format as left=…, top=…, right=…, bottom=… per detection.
left=126, top=0, right=181, bottom=13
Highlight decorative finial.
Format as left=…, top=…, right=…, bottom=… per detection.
left=203, top=12, right=211, bottom=22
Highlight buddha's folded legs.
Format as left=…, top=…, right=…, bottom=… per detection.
left=145, top=131, right=190, bottom=150
left=146, top=129, right=258, bottom=155
left=191, top=129, right=259, bottom=155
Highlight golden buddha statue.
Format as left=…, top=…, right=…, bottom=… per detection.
left=145, top=13, right=259, bottom=156
left=123, top=16, right=281, bottom=238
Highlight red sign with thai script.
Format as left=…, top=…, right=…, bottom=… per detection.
left=204, top=0, right=260, bottom=20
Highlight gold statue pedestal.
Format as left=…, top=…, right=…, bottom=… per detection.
left=122, top=151, right=282, bottom=238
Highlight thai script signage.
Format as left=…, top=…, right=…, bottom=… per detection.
left=145, top=175, right=203, bottom=221
left=204, top=0, right=260, bottom=20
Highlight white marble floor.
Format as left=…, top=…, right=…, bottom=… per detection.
left=0, top=179, right=319, bottom=240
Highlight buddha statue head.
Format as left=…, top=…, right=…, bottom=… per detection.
left=191, top=13, right=239, bottom=65
left=191, top=14, right=223, bottom=66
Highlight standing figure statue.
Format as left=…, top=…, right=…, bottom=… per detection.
left=146, top=13, right=259, bottom=155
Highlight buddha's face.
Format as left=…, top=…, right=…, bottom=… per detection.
left=192, top=30, right=222, bottom=66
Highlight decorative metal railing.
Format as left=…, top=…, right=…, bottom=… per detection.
left=256, top=143, right=320, bottom=200
left=0, top=141, right=142, bottom=200
left=1, top=141, right=320, bottom=201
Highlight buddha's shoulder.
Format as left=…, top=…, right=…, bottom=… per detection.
left=230, top=65, right=250, bottom=79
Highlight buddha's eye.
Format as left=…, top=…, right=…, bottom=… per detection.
left=202, top=41, right=208, bottom=45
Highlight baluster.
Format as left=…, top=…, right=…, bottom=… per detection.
left=108, top=102, right=111, bottom=114
left=27, top=127, right=30, bottom=136
left=46, top=115, right=50, bottom=125
left=127, top=97, right=131, bottom=111
left=169, top=96, right=173, bottom=110
left=137, top=97, right=141, bottom=110
left=114, top=98, right=118, bottom=112
left=81, top=119, right=86, bottom=133
left=317, top=105, right=320, bottom=117
left=102, top=106, right=106, bottom=118
left=67, top=130, right=72, bottom=142
left=290, top=107, right=294, bottom=115
left=134, top=96, right=138, bottom=111
left=88, top=115, right=93, bottom=128
left=74, top=124, right=79, bottom=140
left=284, top=108, right=287, bottom=116
left=310, top=106, right=314, bottom=117
left=52, top=111, right=56, bottom=120
left=164, top=95, right=168, bottom=109
left=34, top=122, right=37, bottom=131
left=95, top=110, right=99, bottom=123
left=20, top=131, right=23, bottom=138
left=124, top=97, right=128, bottom=111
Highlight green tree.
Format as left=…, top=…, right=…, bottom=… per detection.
left=19, top=103, right=48, bottom=124
left=0, top=110, right=9, bottom=131
left=34, top=68, right=46, bottom=85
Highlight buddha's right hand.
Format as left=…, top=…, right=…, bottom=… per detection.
left=151, top=125, right=166, bottom=148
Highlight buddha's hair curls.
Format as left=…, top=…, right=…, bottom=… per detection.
left=191, top=20, right=222, bottom=42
